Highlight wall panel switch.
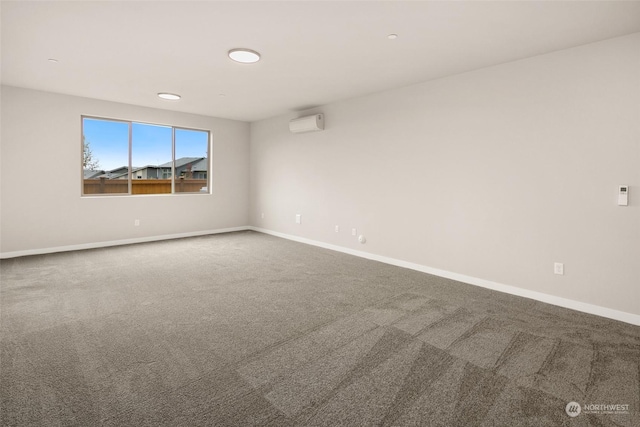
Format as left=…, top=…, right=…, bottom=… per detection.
left=351, top=228, right=357, bottom=236
left=295, top=214, right=301, bottom=224
left=618, top=185, right=629, bottom=206
left=335, top=225, right=339, bottom=233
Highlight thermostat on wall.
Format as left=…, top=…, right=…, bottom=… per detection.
left=618, top=185, right=628, bottom=206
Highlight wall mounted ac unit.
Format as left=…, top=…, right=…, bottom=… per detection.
left=289, top=114, right=324, bottom=133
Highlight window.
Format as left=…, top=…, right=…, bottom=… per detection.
left=175, top=128, right=209, bottom=194
left=82, top=116, right=210, bottom=196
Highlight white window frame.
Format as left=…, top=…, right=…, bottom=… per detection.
left=81, top=115, right=212, bottom=197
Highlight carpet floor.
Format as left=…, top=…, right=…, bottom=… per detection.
left=1, top=231, right=638, bottom=426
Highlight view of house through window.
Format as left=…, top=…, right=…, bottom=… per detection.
left=175, top=128, right=210, bottom=193
left=82, top=117, right=210, bottom=196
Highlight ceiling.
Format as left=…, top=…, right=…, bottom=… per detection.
left=3, top=1, right=640, bottom=122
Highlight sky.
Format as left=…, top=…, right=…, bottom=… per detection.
left=83, top=118, right=209, bottom=171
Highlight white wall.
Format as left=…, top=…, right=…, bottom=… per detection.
left=250, top=34, right=640, bottom=317
left=0, top=86, right=250, bottom=255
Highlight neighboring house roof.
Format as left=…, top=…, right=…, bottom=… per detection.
left=94, top=172, right=122, bottom=179
left=89, top=166, right=129, bottom=179
left=133, top=165, right=161, bottom=172
left=159, top=157, right=204, bottom=169
left=84, top=168, right=128, bottom=179
left=105, top=166, right=146, bottom=179
left=83, top=170, right=105, bottom=179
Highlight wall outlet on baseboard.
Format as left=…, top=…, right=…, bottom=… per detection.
left=351, top=228, right=357, bottom=236
left=335, top=225, right=339, bottom=233
left=295, top=214, right=301, bottom=224
left=134, top=219, right=140, bottom=227
left=554, top=262, right=564, bottom=275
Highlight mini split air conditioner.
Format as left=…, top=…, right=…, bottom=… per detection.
left=289, top=114, right=324, bottom=134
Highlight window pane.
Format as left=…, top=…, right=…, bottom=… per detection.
left=175, top=128, right=209, bottom=193
left=131, top=123, right=172, bottom=194
left=82, top=118, right=129, bottom=194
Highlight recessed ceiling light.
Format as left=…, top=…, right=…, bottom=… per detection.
left=387, top=34, right=398, bottom=40
left=228, top=48, right=261, bottom=64
left=48, top=58, right=59, bottom=63
left=157, top=93, right=181, bottom=101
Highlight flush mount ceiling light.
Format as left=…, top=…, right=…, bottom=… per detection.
left=48, top=58, right=59, bottom=63
left=228, top=48, right=261, bottom=64
left=387, top=34, right=398, bottom=40
left=157, top=93, right=181, bottom=101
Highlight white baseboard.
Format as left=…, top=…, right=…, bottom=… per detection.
left=249, top=227, right=640, bottom=326
left=0, top=226, right=251, bottom=259
left=3, top=225, right=637, bottom=326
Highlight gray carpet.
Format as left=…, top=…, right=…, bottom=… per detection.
left=1, top=230, right=638, bottom=426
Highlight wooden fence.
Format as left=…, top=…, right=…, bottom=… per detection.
left=83, top=178, right=207, bottom=195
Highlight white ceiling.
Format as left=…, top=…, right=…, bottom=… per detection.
left=2, top=1, right=640, bottom=122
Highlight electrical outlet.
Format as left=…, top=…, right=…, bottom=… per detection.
left=134, top=219, right=140, bottom=227
left=261, top=212, right=265, bottom=219
left=335, top=225, right=339, bottom=233
left=554, top=262, right=564, bottom=275
left=351, top=228, right=357, bottom=236
left=295, top=214, right=301, bottom=224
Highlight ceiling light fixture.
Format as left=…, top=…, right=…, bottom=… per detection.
left=48, top=58, right=59, bottom=63
left=157, top=93, right=181, bottom=101
left=228, top=48, right=261, bottom=64
left=387, top=34, right=398, bottom=40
